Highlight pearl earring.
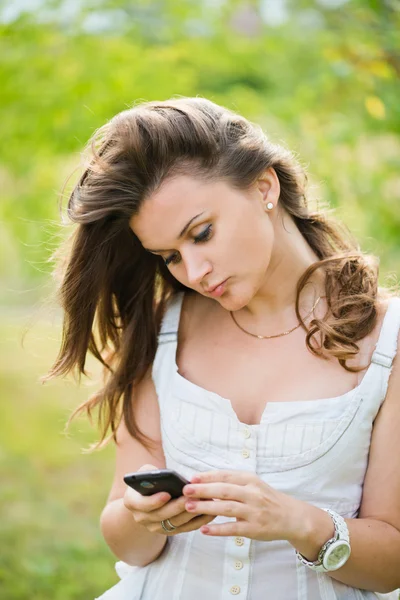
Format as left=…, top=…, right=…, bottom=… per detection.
left=266, top=202, right=274, bottom=211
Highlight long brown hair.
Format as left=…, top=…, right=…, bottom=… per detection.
left=45, top=97, right=393, bottom=450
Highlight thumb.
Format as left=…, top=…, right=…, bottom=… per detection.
left=137, top=464, right=160, bottom=472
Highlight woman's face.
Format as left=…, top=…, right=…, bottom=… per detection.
left=129, top=170, right=280, bottom=311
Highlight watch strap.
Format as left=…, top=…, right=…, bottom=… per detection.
left=296, top=509, right=350, bottom=572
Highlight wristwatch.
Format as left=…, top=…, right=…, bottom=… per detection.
left=296, top=508, right=351, bottom=572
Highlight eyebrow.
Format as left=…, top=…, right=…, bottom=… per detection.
left=143, top=212, right=205, bottom=253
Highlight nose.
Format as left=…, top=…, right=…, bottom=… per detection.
left=183, top=251, right=212, bottom=286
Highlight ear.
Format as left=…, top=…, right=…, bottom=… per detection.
left=256, top=167, right=280, bottom=211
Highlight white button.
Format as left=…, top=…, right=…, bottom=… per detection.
left=230, top=585, right=241, bottom=595
left=234, top=560, right=243, bottom=570
left=243, top=427, right=251, bottom=438
left=235, top=536, right=244, bottom=546
left=241, top=449, right=250, bottom=458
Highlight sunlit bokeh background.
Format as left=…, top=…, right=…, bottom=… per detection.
left=1, top=1, right=399, bottom=597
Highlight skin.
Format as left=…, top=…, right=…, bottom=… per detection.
left=126, top=167, right=327, bottom=547
left=130, top=167, right=326, bottom=332
left=106, top=169, right=400, bottom=592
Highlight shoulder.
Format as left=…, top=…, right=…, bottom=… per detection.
left=358, top=294, right=400, bottom=527
left=373, top=292, right=400, bottom=361
left=369, top=292, right=393, bottom=338
left=346, top=293, right=393, bottom=370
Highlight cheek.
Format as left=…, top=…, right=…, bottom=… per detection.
left=213, top=211, right=273, bottom=281
left=238, top=220, right=273, bottom=271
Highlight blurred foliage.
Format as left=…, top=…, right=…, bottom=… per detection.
left=0, top=315, right=117, bottom=598
left=0, top=1, right=400, bottom=598
left=0, top=0, right=399, bottom=306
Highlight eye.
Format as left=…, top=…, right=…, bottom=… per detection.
left=194, top=224, right=212, bottom=244
left=164, top=252, right=181, bottom=267
left=163, top=224, right=213, bottom=268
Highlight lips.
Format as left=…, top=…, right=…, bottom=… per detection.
left=204, top=279, right=227, bottom=294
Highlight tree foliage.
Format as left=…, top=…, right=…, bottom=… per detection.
left=0, top=0, right=399, bottom=304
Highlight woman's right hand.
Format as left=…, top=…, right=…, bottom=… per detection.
left=123, top=464, right=215, bottom=536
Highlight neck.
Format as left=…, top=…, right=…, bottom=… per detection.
left=240, top=216, right=325, bottom=329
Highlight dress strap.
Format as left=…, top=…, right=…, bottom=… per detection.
left=370, top=296, right=400, bottom=369
left=152, top=292, right=184, bottom=404
left=157, top=292, right=185, bottom=345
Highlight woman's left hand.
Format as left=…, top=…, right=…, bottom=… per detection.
left=182, top=469, right=308, bottom=542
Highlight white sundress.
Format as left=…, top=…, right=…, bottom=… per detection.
left=96, top=293, right=400, bottom=600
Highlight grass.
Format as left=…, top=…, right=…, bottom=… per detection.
left=0, top=310, right=118, bottom=599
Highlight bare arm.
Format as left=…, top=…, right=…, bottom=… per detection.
left=289, top=331, right=400, bottom=594
left=100, top=370, right=169, bottom=567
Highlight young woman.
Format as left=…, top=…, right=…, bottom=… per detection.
left=47, top=97, right=400, bottom=599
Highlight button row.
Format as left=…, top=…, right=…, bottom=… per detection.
left=226, top=431, right=251, bottom=596
left=229, top=538, right=245, bottom=594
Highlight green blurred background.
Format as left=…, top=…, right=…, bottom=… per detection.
left=1, top=0, right=399, bottom=598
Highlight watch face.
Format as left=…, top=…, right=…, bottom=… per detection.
left=323, top=541, right=351, bottom=571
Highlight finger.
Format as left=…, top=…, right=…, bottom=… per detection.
left=133, top=504, right=190, bottom=529
left=200, top=521, right=248, bottom=537
left=183, top=483, right=248, bottom=502
left=137, top=464, right=160, bottom=472
left=124, top=487, right=171, bottom=512
left=185, top=500, right=247, bottom=520
left=147, top=507, right=213, bottom=533
left=160, top=513, right=216, bottom=535
left=182, top=513, right=216, bottom=528
left=154, top=496, right=190, bottom=522
left=191, top=513, right=215, bottom=525
left=190, top=470, right=257, bottom=486
left=150, top=499, right=213, bottom=528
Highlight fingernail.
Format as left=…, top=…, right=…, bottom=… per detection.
left=186, top=502, right=195, bottom=510
left=191, top=476, right=201, bottom=483
left=184, top=486, right=195, bottom=495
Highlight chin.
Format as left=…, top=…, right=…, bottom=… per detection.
left=217, top=288, right=253, bottom=312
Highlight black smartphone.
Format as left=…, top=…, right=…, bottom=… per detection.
left=123, top=469, right=190, bottom=499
